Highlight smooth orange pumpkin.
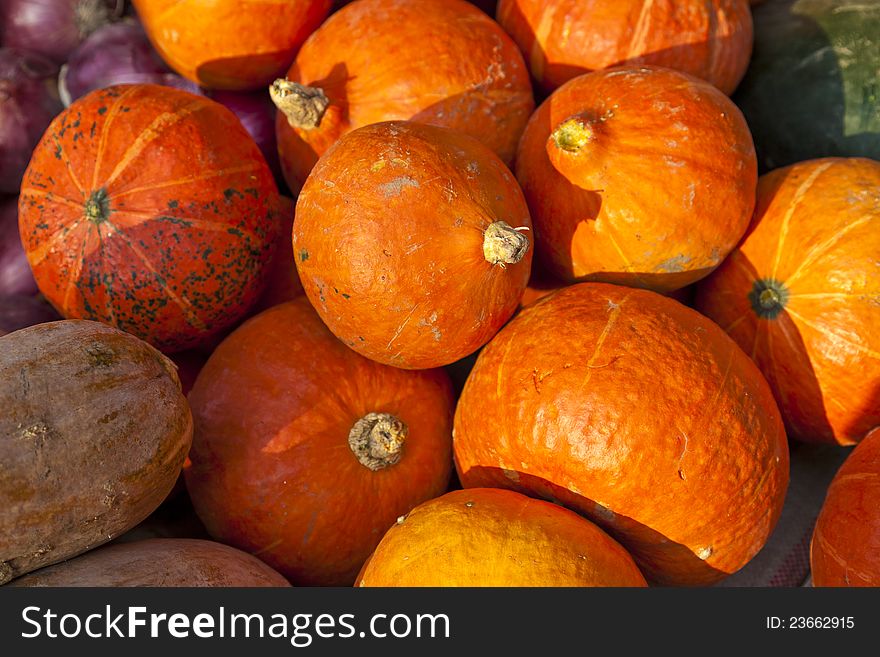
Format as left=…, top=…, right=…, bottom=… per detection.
left=497, top=0, right=753, bottom=95
left=271, top=0, right=534, bottom=192
left=185, top=297, right=455, bottom=586
left=694, top=158, right=880, bottom=445
left=453, top=282, right=789, bottom=586
left=18, top=84, right=281, bottom=353
left=294, top=120, right=533, bottom=370
left=132, top=0, right=332, bottom=90
left=515, top=65, right=757, bottom=292
left=356, top=488, right=647, bottom=587
left=811, top=428, right=880, bottom=586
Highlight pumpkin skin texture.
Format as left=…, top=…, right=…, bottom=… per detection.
left=294, top=121, right=533, bottom=369
left=185, top=298, right=455, bottom=586
left=453, top=283, right=789, bottom=586
left=694, top=158, right=880, bottom=446
left=272, top=0, right=534, bottom=193
left=0, top=320, right=193, bottom=585
left=496, top=0, right=753, bottom=95
left=18, top=84, right=281, bottom=353
left=132, top=0, right=332, bottom=90
left=356, top=488, right=647, bottom=587
left=9, top=538, right=290, bottom=587
left=811, top=428, right=880, bottom=587
left=516, top=66, right=757, bottom=292
left=734, top=0, right=880, bottom=172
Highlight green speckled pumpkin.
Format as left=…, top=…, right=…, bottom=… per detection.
left=734, top=0, right=880, bottom=171
left=18, top=84, right=281, bottom=352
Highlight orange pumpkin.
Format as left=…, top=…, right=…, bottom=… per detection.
left=271, top=0, right=534, bottom=192
left=132, top=0, right=332, bottom=90
left=185, top=298, right=455, bottom=586
left=17, top=84, right=281, bottom=353
left=811, top=428, right=880, bottom=587
left=515, top=65, right=757, bottom=292
left=356, top=488, right=647, bottom=587
left=294, top=120, right=533, bottom=369
left=694, top=158, right=880, bottom=445
left=496, top=0, right=753, bottom=95
left=453, top=282, right=789, bottom=585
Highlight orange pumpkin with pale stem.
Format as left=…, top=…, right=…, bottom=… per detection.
left=496, top=0, right=753, bottom=95
left=17, top=84, right=281, bottom=353
left=356, top=488, right=647, bottom=587
left=294, top=120, right=533, bottom=370
left=694, top=158, right=880, bottom=445
left=132, top=0, right=332, bottom=90
left=185, top=298, right=455, bottom=586
left=811, top=428, right=880, bottom=587
left=271, top=0, right=534, bottom=193
left=453, top=282, right=789, bottom=586
left=515, top=65, right=757, bottom=292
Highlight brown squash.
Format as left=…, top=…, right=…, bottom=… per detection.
left=0, top=320, right=192, bottom=585
left=811, top=428, right=880, bottom=587
left=496, top=0, right=753, bottom=95
left=515, top=65, right=757, bottom=292
left=9, top=538, right=290, bottom=587
left=453, top=282, right=789, bottom=585
left=356, top=488, right=647, bottom=587
left=694, top=157, right=880, bottom=445
left=294, top=120, right=533, bottom=369
left=185, top=298, right=455, bottom=586
left=272, top=0, right=534, bottom=192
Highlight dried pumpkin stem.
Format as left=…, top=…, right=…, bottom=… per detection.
left=348, top=412, right=407, bottom=471
left=552, top=118, right=593, bottom=152
left=269, top=79, right=329, bottom=130
left=483, top=221, right=530, bottom=266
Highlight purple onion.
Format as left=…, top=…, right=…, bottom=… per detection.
left=209, top=90, right=284, bottom=187
left=0, top=0, right=124, bottom=64
left=0, top=196, right=38, bottom=297
left=58, top=20, right=200, bottom=105
left=0, top=294, right=61, bottom=336
left=0, top=49, right=63, bottom=194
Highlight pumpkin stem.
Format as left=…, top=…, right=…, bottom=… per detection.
left=748, top=279, right=789, bottom=319
left=270, top=79, right=329, bottom=130
left=84, top=188, right=110, bottom=224
left=483, top=221, right=530, bottom=266
left=551, top=118, right=593, bottom=152
left=348, top=412, right=407, bottom=471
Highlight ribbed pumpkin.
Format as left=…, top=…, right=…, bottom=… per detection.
left=516, top=65, right=757, bottom=292
left=356, top=488, right=647, bottom=587
left=453, top=283, right=789, bottom=586
left=271, top=0, right=534, bottom=192
left=811, top=428, right=880, bottom=587
left=132, top=0, right=332, bottom=90
left=734, top=0, right=880, bottom=171
left=18, top=84, right=281, bottom=353
left=294, top=120, right=533, bottom=369
left=185, top=298, right=455, bottom=586
left=694, top=158, right=880, bottom=445
left=497, top=0, right=753, bottom=95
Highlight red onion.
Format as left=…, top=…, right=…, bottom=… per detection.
left=0, top=196, right=38, bottom=296
left=58, top=20, right=200, bottom=105
left=0, top=0, right=124, bottom=64
left=0, top=294, right=61, bottom=336
left=209, top=90, right=284, bottom=187
left=0, top=49, right=63, bottom=194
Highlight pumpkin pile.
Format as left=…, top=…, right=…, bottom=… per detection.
left=0, top=0, right=877, bottom=589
